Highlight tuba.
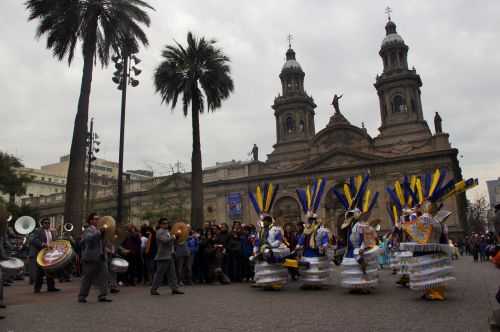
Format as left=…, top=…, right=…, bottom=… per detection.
left=171, top=222, right=189, bottom=244
left=14, top=216, right=36, bottom=235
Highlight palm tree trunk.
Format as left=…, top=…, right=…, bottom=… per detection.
left=191, top=94, right=204, bottom=229
left=63, top=52, right=94, bottom=235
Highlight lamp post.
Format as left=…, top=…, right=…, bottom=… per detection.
left=85, top=117, right=100, bottom=218
left=111, top=44, right=141, bottom=224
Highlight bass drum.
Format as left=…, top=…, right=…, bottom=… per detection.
left=110, top=257, right=129, bottom=273
left=37, top=240, right=74, bottom=272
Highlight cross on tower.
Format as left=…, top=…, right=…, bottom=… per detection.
left=287, top=33, right=293, bottom=49
left=385, top=6, right=392, bottom=21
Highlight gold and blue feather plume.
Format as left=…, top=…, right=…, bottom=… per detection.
left=296, top=178, right=327, bottom=215
left=249, top=182, right=280, bottom=216
left=332, top=174, right=379, bottom=213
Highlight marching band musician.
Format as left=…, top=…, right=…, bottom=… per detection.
left=150, top=218, right=184, bottom=296
left=30, top=217, right=60, bottom=293
left=78, top=213, right=112, bottom=303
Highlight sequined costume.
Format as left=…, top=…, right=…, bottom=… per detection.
left=248, top=183, right=289, bottom=289
left=295, top=178, right=333, bottom=288
left=387, top=169, right=477, bottom=300
left=332, top=174, right=381, bottom=293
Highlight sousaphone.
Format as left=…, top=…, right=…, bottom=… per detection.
left=14, top=216, right=36, bottom=235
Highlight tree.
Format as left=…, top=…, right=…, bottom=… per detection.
left=465, top=197, right=489, bottom=234
left=0, top=152, right=30, bottom=205
left=26, top=0, right=153, bottom=233
left=154, top=32, right=234, bottom=228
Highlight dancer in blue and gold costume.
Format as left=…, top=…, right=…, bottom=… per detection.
left=388, top=169, right=477, bottom=300
left=248, top=183, right=289, bottom=290
left=332, top=174, right=380, bottom=294
left=386, top=176, right=419, bottom=288
left=295, top=178, right=333, bottom=289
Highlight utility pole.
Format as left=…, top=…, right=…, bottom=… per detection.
left=112, top=39, right=142, bottom=224
left=85, top=118, right=100, bottom=218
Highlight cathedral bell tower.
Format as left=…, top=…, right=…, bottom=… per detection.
left=374, top=17, right=431, bottom=138
left=271, top=44, right=316, bottom=149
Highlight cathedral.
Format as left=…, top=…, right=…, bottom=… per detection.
left=32, top=18, right=467, bottom=237
left=200, top=17, right=465, bottom=236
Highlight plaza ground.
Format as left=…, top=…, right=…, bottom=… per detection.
left=1, top=256, right=498, bottom=332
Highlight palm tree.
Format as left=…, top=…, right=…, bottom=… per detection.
left=25, top=0, right=153, bottom=232
left=154, top=32, right=234, bottom=228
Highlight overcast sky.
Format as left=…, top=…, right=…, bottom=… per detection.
left=1, top=0, right=499, bottom=200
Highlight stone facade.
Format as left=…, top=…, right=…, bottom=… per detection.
left=26, top=19, right=467, bottom=237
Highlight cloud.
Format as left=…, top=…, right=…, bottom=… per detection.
left=0, top=0, right=498, bottom=199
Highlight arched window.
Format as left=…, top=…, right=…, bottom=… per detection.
left=285, top=115, right=295, bottom=134
left=392, top=95, right=406, bottom=113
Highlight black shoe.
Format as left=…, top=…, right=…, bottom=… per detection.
left=34, top=289, right=41, bottom=294
left=0, top=304, right=6, bottom=309
left=98, top=297, right=112, bottom=302
left=0, top=315, right=4, bottom=320
left=171, top=289, right=184, bottom=295
left=110, top=288, right=120, bottom=294
left=47, top=288, right=61, bottom=292
left=150, top=290, right=160, bottom=296
left=78, top=298, right=87, bottom=303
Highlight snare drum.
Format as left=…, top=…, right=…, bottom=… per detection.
left=0, top=257, right=24, bottom=273
left=37, top=240, right=74, bottom=272
left=110, top=258, right=129, bottom=273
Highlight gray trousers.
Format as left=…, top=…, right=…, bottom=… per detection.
left=78, top=261, right=108, bottom=299
left=151, top=259, right=177, bottom=291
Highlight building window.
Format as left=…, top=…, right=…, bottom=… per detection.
left=392, top=95, right=406, bottom=113
left=285, top=115, right=295, bottom=134
left=411, top=99, right=417, bottom=112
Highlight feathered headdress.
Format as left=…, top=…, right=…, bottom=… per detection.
left=387, top=169, right=478, bottom=219
left=295, top=177, right=327, bottom=219
left=386, top=175, right=419, bottom=226
left=332, top=174, right=379, bottom=228
left=248, top=182, right=280, bottom=219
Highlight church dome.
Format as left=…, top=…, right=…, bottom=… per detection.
left=381, top=33, right=404, bottom=47
left=381, top=19, right=405, bottom=47
left=282, top=59, right=302, bottom=70
left=281, top=47, right=303, bottom=72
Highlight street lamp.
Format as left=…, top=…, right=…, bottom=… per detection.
left=85, top=117, right=100, bottom=218
left=111, top=43, right=142, bottom=225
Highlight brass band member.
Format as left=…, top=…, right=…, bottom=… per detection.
left=78, top=213, right=112, bottom=303
left=30, top=218, right=60, bottom=293
left=150, top=218, right=183, bottom=296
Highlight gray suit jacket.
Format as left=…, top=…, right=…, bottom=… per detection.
left=155, top=228, right=174, bottom=261
left=80, top=226, right=104, bottom=262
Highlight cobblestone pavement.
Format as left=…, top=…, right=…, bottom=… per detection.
left=1, top=256, right=498, bottom=332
